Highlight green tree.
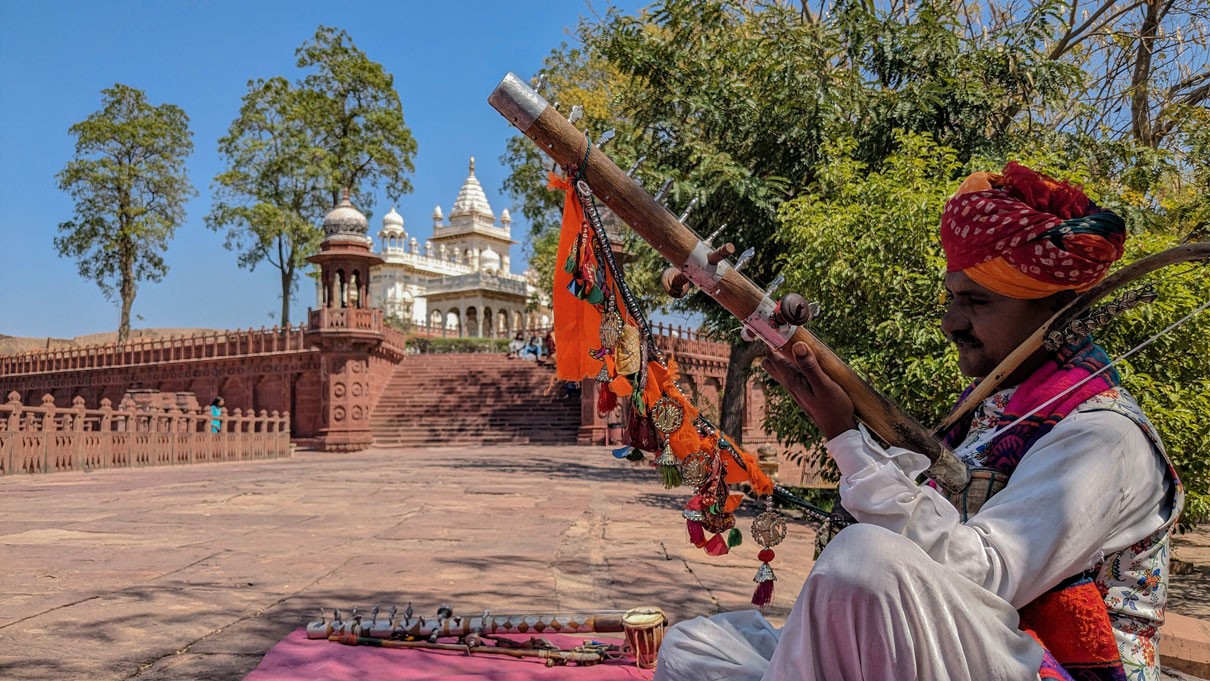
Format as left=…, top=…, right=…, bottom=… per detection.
left=208, top=77, right=327, bottom=326
left=768, top=133, right=962, bottom=455
left=505, top=1, right=1209, bottom=518
left=297, top=25, right=417, bottom=208
left=771, top=132, right=1210, bottom=524
left=55, top=83, right=195, bottom=342
left=509, top=0, right=1066, bottom=441
left=499, top=45, right=640, bottom=311
left=209, top=26, right=417, bottom=324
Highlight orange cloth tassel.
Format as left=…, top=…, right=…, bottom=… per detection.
left=549, top=173, right=604, bottom=382
left=723, top=493, right=745, bottom=513
left=669, top=426, right=704, bottom=458
left=719, top=434, right=774, bottom=495
left=643, top=361, right=667, bottom=410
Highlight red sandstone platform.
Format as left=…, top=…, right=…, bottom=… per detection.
left=0, top=444, right=1205, bottom=680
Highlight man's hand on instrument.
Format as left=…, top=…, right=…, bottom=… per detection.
left=762, top=341, right=857, bottom=441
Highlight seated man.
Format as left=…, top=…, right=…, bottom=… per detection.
left=506, top=332, right=525, bottom=359
left=654, top=163, right=1181, bottom=681
left=521, top=334, right=543, bottom=361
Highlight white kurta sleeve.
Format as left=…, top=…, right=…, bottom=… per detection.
left=827, top=410, right=1168, bottom=608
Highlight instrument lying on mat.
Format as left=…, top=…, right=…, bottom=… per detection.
left=308, top=605, right=667, bottom=669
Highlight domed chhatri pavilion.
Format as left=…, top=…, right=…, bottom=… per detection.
left=364, top=157, right=547, bottom=337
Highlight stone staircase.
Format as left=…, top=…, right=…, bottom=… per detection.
left=370, top=353, right=582, bottom=447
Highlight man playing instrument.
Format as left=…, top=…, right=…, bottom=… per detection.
left=653, top=163, right=1182, bottom=681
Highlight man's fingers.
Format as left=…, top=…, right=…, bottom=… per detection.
left=763, top=351, right=816, bottom=401
left=761, top=353, right=792, bottom=384
left=789, top=341, right=828, bottom=378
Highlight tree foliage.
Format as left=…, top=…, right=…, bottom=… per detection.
left=769, top=131, right=1209, bottom=524
left=55, top=83, right=195, bottom=342
left=208, top=26, right=416, bottom=325
left=208, top=77, right=326, bottom=326
left=296, top=25, right=417, bottom=209
left=503, top=0, right=1209, bottom=520
left=508, top=0, right=1075, bottom=440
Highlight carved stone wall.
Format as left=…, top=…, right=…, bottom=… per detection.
left=0, top=328, right=322, bottom=438
left=0, top=322, right=778, bottom=451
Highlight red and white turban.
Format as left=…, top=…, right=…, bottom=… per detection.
left=940, top=163, right=1126, bottom=299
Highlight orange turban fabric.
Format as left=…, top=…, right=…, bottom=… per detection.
left=940, top=163, right=1126, bottom=299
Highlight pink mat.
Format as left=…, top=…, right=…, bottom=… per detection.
left=244, top=629, right=656, bottom=681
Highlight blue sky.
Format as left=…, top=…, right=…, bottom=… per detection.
left=0, top=0, right=643, bottom=339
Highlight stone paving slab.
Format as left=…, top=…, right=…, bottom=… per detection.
left=1, top=444, right=1205, bottom=681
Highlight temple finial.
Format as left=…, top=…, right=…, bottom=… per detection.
left=469, top=156, right=475, bottom=174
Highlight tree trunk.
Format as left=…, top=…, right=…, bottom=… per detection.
left=718, top=340, right=768, bottom=445
left=280, top=264, right=293, bottom=326
left=118, top=241, right=135, bottom=343
left=1130, top=0, right=1162, bottom=147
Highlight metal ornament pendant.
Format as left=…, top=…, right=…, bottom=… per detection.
left=751, top=510, right=788, bottom=549
left=650, top=396, right=685, bottom=434
left=679, top=451, right=712, bottom=489
left=599, top=310, right=624, bottom=349
left=753, top=562, right=775, bottom=583
left=654, top=445, right=678, bottom=468
left=614, top=325, right=641, bottom=375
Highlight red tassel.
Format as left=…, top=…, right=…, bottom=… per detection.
left=686, top=519, right=706, bottom=547
left=752, top=559, right=776, bottom=609
left=597, top=383, right=617, bottom=415
left=751, top=578, right=774, bottom=608
left=703, top=533, right=730, bottom=556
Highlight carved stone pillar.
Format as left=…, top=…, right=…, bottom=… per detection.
left=305, top=192, right=385, bottom=453
left=313, top=346, right=376, bottom=452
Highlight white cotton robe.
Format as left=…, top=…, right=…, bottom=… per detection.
left=653, top=401, right=1171, bottom=681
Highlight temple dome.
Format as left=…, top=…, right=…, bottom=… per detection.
left=322, top=191, right=369, bottom=241
left=479, top=245, right=501, bottom=274
left=449, top=157, right=494, bottom=220
left=381, top=206, right=404, bottom=234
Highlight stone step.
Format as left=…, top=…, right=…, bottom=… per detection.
left=374, top=435, right=577, bottom=446
left=373, top=405, right=575, bottom=413
left=375, top=393, right=572, bottom=403
left=370, top=421, right=581, bottom=431
left=371, top=353, right=580, bottom=446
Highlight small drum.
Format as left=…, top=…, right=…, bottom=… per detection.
left=622, top=607, right=667, bottom=670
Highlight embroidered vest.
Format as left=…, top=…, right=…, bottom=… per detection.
left=958, top=386, right=1183, bottom=681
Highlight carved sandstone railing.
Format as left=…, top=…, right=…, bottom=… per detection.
left=0, top=392, right=291, bottom=477
left=647, top=323, right=730, bottom=372
left=0, top=325, right=312, bottom=376
left=308, top=307, right=382, bottom=332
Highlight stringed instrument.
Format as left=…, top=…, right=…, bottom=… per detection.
left=487, top=72, right=1210, bottom=507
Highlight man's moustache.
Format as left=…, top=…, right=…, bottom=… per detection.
left=949, top=333, right=982, bottom=348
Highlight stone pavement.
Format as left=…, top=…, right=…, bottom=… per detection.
left=0, top=445, right=818, bottom=680
left=1, top=445, right=1206, bottom=680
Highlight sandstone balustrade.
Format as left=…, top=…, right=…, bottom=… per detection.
left=0, top=391, right=291, bottom=477
left=0, top=318, right=772, bottom=452
left=0, top=325, right=311, bottom=376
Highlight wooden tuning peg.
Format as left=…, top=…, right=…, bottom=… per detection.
left=773, top=293, right=815, bottom=326
left=661, top=267, right=693, bottom=299
left=707, top=242, right=735, bottom=265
